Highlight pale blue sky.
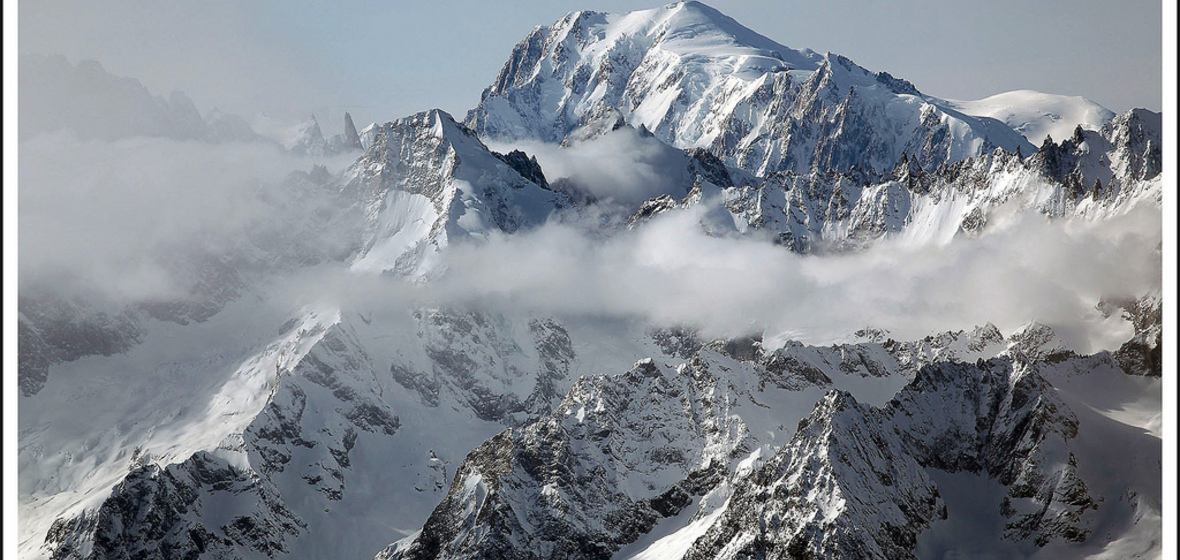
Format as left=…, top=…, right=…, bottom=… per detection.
left=20, top=0, right=1164, bottom=132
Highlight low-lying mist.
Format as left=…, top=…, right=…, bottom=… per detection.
left=269, top=201, right=1160, bottom=355
left=487, top=127, right=696, bottom=208
left=18, top=130, right=357, bottom=305
left=19, top=112, right=1161, bottom=356
left=428, top=203, right=1158, bottom=353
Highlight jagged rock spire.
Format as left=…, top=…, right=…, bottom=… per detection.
left=344, top=112, right=362, bottom=150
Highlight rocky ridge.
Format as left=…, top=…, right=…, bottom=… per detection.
left=386, top=323, right=1156, bottom=560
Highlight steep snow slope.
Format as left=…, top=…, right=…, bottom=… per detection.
left=18, top=290, right=334, bottom=558
left=467, top=1, right=1034, bottom=175
left=944, top=90, right=1116, bottom=147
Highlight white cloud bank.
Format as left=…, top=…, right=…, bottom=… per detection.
left=488, top=127, right=696, bottom=208
left=18, top=131, right=356, bottom=304
left=421, top=203, right=1159, bottom=353
left=19, top=123, right=1160, bottom=355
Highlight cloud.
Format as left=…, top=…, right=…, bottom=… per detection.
left=18, top=123, right=1160, bottom=356
left=488, top=127, right=694, bottom=208
left=422, top=201, right=1160, bottom=353
left=17, top=131, right=356, bottom=304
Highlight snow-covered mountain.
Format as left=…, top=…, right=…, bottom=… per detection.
left=17, top=108, right=562, bottom=396
left=380, top=326, right=1159, bottom=560
left=339, top=109, right=570, bottom=276
left=17, top=3, right=1163, bottom=560
left=631, top=106, right=1161, bottom=252
left=944, top=90, right=1117, bottom=147
left=466, top=1, right=1035, bottom=175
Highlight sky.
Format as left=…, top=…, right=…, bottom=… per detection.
left=18, top=0, right=1165, bottom=133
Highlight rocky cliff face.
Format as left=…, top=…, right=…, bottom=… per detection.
left=682, top=391, right=944, bottom=560
left=385, top=323, right=1155, bottom=560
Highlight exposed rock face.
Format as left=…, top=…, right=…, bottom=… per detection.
left=382, top=323, right=1137, bottom=560
left=45, top=451, right=304, bottom=560
left=494, top=149, right=550, bottom=188
left=683, top=391, right=944, bottom=560
left=1109, top=291, right=1163, bottom=377
left=1005, top=321, right=1074, bottom=362
left=344, top=112, right=364, bottom=151
left=1104, top=109, right=1163, bottom=185
left=251, top=322, right=402, bottom=496
left=887, top=359, right=1094, bottom=544
left=1027, top=108, right=1162, bottom=203
left=379, top=354, right=769, bottom=560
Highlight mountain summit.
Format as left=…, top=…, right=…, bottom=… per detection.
left=467, top=1, right=1035, bottom=175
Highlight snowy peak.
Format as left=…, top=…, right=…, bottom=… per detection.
left=943, top=90, right=1116, bottom=147
left=342, top=109, right=568, bottom=275
left=345, top=109, right=537, bottom=202
left=469, top=1, right=821, bottom=145
left=600, top=1, right=822, bottom=72
left=468, top=3, right=1034, bottom=176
